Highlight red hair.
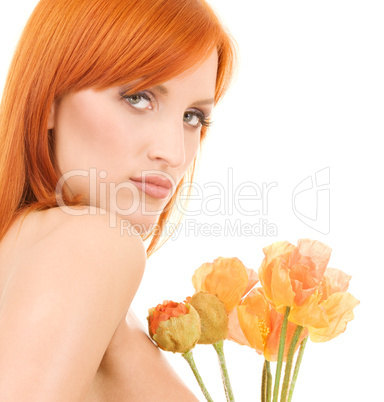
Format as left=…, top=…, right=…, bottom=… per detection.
left=0, top=0, right=236, bottom=256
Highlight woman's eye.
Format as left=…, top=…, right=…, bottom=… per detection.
left=184, top=112, right=200, bottom=127
left=123, top=93, right=152, bottom=110
left=184, top=111, right=210, bottom=128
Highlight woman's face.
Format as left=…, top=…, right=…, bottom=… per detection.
left=51, top=51, right=218, bottom=233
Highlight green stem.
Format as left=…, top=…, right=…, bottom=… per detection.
left=182, top=350, right=214, bottom=402
left=272, top=306, right=290, bottom=402
left=213, top=340, right=235, bottom=402
left=287, top=337, right=308, bottom=402
left=280, top=326, right=304, bottom=402
left=266, top=360, right=272, bottom=402
left=262, top=360, right=267, bottom=402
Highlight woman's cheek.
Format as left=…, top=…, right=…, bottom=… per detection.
left=184, top=131, right=201, bottom=167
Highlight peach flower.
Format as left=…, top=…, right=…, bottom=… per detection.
left=288, top=267, right=359, bottom=337
left=258, top=239, right=332, bottom=311
left=308, top=268, right=359, bottom=342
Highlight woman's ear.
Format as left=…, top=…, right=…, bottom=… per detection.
left=47, top=102, right=55, bottom=130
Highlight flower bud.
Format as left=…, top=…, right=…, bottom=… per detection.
left=188, top=292, right=228, bottom=344
left=147, top=300, right=201, bottom=353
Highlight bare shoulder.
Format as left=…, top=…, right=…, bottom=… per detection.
left=31, top=205, right=147, bottom=305
left=41, top=205, right=146, bottom=255
left=0, top=206, right=147, bottom=400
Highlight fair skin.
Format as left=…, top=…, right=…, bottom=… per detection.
left=0, top=51, right=218, bottom=401
left=51, top=50, right=218, bottom=233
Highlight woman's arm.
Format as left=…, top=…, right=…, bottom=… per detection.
left=0, top=211, right=146, bottom=401
left=88, top=309, right=199, bottom=402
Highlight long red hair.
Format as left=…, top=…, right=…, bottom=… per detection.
left=0, top=0, right=236, bottom=256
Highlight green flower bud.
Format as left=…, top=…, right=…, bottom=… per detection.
left=147, top=300, right=201, bottom=354
left=189, top=292, right=228, bottom=344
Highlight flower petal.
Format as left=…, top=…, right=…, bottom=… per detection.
left=202, top=257, right=249, bottom=312
left=308, top=292, right=360, bottom=342
left=243, top=267, right=259, bottom=296
left=296, top=239, right=332, bottom=282
left=237, top=305, right=265, bottom=354
left=319, top=268, right=352, bottom=301
left=192, top=262, right=214, bottom=293
left=270, top=258, right=295, bottom=310
left=264, top=308, right=308, bottom=362
left=262, top=241, right=296, bottom=262
left=227, top=309, right=252, bottom=348
left=259, top=242, right=296, bottom=309
left=290, top=263, right=319, bottom=305
left=289, top=293, right=329, bottom=329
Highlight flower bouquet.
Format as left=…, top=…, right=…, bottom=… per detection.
left=147, top=239, right=359, bottom=401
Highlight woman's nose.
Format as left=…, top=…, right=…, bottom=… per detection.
left=147, top=118, right=186, bottom=168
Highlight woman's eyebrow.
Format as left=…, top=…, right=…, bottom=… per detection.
left=192, top=98, right=215, bottom=106
left=154, top=84, right=168, bottom=95
left=154, top=84, right=215, bottom=106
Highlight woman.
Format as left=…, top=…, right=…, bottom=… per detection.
left=0, top=0, right=235, bottom=400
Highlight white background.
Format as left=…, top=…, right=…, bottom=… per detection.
left=1, top=1, right=382, bottom=401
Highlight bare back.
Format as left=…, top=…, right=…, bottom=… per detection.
left=0, top=207, right=198, bottom=401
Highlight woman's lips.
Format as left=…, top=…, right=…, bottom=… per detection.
left=130, top=175, right=173, bottom=199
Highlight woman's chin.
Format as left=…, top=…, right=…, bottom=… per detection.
left=114, top=213, right=162, bottom=236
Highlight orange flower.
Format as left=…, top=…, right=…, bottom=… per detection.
left=228, top=288, right=308, bottom=361
left=231, top=288, right=270, bottom=354
left=147, top=300, right=201, bottom=353
left=258, top=239, right=332, bottom=311
left=307, top=268, right=359, bottom=342
left=192, top=257, right=259, bottom=312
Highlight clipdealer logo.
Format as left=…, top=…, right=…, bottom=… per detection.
left=292, top=167, right=330, bottom=235
left=54, top=166, right=330, bottom=237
